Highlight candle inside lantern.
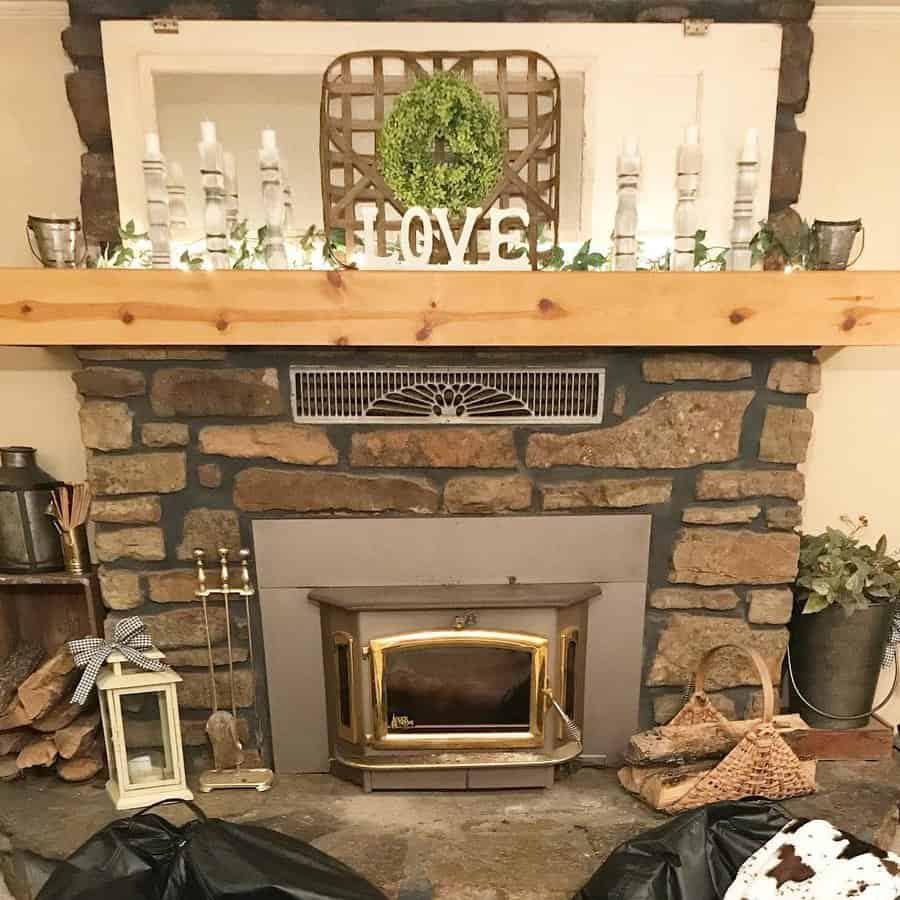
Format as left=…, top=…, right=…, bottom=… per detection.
left=144, top=132, right=161, bottom=158
left=684, top=124, right=700, bottom=146
left=200, top=120, right=217, bottom=145
left=168, top=160, right=183, bottom=183
left=223, top=152, right=236, bottom=181
left=740, top=127, right=760, bottom=163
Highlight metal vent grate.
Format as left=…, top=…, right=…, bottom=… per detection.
left=290, top=367, right=605, bottom=424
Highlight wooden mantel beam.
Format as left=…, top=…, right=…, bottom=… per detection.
left=1, top=268, right=899, bottom=347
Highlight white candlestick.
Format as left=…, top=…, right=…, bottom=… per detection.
left=166, top=161, right=188, bottom=237
left=259, top=132, right=287, bottom=269
left=142, top=133, right=171, bottom=268
left=673, top=124, right=702, bottom=272
left=198, top=122, right=229, bottom=270
left=729, top=127, right=761, bottom=271
left=614, top=136, right=641, bottom=271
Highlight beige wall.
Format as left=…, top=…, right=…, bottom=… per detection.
left=797, top=5, right=900, bottom=722
left=0, top=3, right=85, bottom=482
left=798, top=7, right=900, bottom=540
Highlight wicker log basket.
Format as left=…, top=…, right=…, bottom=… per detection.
left=320, top=50, right=561, bottom=267
left=621, top=643, right=817, bottom=814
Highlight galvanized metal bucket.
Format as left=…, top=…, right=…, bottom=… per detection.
left=26, top=215, right=86, bottom=268
left=812, top=219, right=864, bottom=270
left=788, top=600, right=895, bottom=729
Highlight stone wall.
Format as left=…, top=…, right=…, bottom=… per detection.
left=73, top=346, right=819, bottom=765
left=60, top=0, right=813, bottom=247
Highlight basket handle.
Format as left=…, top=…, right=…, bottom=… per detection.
left=693, top=643, right=775, bottom=724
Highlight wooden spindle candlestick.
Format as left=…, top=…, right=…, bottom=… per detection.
left=614, top=136, right=641, bottom=272
left=672, top=125, right=702, bottom=272
left=142, top=132, right=172, bottom=269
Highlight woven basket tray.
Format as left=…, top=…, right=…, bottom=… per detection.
left=623, top=643, right=817, bottom=814
left=320, top=50, right=561, bottom=268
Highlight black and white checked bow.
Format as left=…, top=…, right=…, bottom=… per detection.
left=68, top=617, right=165, bottom=705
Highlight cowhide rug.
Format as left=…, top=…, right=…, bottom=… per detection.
left=725, top=819, right=900, bottom=900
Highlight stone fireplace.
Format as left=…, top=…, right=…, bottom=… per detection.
left=76, top=347, right=818, bottom=777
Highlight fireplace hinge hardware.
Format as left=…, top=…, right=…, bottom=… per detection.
left=683, top=18, right=712, bottom=36
left=361, top=645, right=370, bottom=660
left=152, top=17, right=180, bottom=34
left=453, top=613, right=478, bottom=631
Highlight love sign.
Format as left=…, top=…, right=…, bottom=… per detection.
left=360, top=206, right=531, bottom=269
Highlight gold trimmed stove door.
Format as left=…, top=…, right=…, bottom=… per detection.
left=367, top=629, right=548, bottom=750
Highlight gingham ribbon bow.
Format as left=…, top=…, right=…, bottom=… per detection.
left=68, top=616, right=165, bottom=705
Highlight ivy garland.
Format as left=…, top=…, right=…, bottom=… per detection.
left=380, top=72, right=505, bottom=217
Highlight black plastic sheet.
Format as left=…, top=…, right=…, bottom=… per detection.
left=36, top=800, right=387, bottom=900
left=572, top=800, right=793, bottom=900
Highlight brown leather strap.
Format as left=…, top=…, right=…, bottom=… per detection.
left=693, top=643, right=775, bottom=723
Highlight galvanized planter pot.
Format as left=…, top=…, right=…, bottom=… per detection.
left=789, top=600, right=896, bottom=730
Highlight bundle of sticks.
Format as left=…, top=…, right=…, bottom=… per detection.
left=0, top=643, right=103, bottom=784
left=49, top=483, right=92, bottom=535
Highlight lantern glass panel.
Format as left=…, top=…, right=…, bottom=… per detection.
left=101, top=691, right=118, bottom=784
left=120, top=689, right=176, bottom=787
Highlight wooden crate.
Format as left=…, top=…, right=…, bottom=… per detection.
left=0, top=570, right=104, bottom=657
left=320, top=50, right=561, bottom=268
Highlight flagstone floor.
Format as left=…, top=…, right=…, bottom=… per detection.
left=1, top=759, right=898, bottom=900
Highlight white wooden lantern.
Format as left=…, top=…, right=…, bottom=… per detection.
left=96, top=648, right=193, bottom=810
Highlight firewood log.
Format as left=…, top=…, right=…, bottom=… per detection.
left=17, top=647, right=75, bottom=722
left=54, top=712, right=100, bottom=760
left=56, top=738, right=103, bottom=783
left=626, top=713, right=808, bottom=766
left=0, top=702, right=30, bottom=733
left=0, top=643, right=44, bottom=712
left=16, top=737, right=57, bottom=770
left=618, top=761, right=716, bottom=794
left=0, top=755, right=20, bottom=782
left=31, top=698, right=83, bottom=733
left=0, top=731, right=30, bottom=757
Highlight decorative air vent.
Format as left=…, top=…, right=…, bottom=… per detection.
left=290, top=367, right=605, bottom=424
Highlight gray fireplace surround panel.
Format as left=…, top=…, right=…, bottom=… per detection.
left=254, top=515, right=651, bottom=774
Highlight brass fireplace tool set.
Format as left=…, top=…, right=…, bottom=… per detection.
left=194, top=547, right=274, bottom=793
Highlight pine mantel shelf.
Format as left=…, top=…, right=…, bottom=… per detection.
left=1, top=268, right=899, bottom=347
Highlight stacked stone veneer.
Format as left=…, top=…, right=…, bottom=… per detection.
left=73, top=346, right=820, bottom=763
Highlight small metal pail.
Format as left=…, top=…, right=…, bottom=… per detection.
left=812, top=218, right=864, bottom=270
left=26, top=215, right=86, bottom=268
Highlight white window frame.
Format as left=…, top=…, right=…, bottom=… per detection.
left=103, top=20, right=781, bottom=249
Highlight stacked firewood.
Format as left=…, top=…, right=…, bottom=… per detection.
left=0, top=642, right=103, bottom=784
left=618, top=710, right=814, bottom=811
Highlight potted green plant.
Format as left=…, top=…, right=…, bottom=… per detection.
left=791, top=516, right=900, bottom=729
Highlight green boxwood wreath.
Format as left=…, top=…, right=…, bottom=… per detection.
left=379, top=72, right=505, bottom=217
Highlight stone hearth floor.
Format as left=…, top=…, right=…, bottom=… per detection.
left=1, top=759, right=898, bottom=900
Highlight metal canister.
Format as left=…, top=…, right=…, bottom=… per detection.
left=0, top=446, right=65, bottom=573
left=812, top=219, right=864, bottom=270
left=26, top=215, right=86, bottom=268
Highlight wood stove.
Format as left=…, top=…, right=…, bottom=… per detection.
left=254, top=514, right=651, bottom=790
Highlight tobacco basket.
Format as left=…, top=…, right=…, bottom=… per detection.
left=320, top=50, right=561, bottom=268
left=633, top=643, right=816, bottom=814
